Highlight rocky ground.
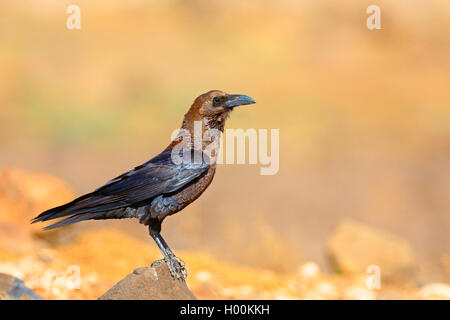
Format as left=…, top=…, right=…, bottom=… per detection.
left=0, top=167, right=448, bottom=300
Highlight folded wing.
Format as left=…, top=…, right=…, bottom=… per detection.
left=31, top=149, right=210, bottom=229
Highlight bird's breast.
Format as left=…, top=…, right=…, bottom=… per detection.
left=137, top=166, right=216, bottom=225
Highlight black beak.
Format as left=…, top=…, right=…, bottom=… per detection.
left=224, top=94, right=256, bottom=108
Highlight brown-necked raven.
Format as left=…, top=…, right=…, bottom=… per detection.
left=32, top=90, right=256, bottom=279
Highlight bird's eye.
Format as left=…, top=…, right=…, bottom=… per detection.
left=213, top=97, right=221, bottom=105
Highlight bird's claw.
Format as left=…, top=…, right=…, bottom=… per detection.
left=151, top=255, right=188, bottom=280
left=167, top=255, right=188, bottom=280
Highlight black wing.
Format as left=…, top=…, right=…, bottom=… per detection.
left=32, top=149, right=210, bottom=229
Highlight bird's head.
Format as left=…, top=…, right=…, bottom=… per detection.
left=183, top=90, right=256, bottom=131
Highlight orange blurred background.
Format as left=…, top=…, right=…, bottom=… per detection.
left=0, top=0, right=449, bottom=297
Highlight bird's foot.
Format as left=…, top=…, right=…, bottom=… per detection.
left=151, top=255, right=188, bottom=280
left=167, top=254, right=188, bottom=280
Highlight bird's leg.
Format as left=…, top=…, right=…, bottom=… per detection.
left=150, top=230, right=187, bottom=280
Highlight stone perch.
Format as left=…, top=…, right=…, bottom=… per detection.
left=99, top=263, right=197, bottom=300
left=0, top=273, right=41, bottom=300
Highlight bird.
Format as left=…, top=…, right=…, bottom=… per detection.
left=31, top=90, right=256, bottom=280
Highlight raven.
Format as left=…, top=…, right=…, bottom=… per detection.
left=32, top=90, right=256, bottom=279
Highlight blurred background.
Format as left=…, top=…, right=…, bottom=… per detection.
left=0, top=0, right=449, bottom=299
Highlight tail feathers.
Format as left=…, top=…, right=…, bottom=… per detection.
left=38, top=207, right=135, bottom=230
left=42, top=212, right=99, bottom=230
left=31, top=193, right=127, bottom=224
left=31, top=194, right=89, bottom=224
left=31, top=193, right=132, bottom=230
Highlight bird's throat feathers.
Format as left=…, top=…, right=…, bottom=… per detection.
left=164, top=112, right=228, bottom=159
left=182, top=110, right=231, bottom=133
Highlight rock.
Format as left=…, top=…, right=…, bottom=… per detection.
left=0, top=273, right=41, bottom=300
left=99, top=263, right=197, bottom=300
left=419, top=283, right=450, bottom=300
left=0, top=222, right=35, bottom=253
left=327, top=219, right=416, bottom=282
left=0, top=167, right=74, bottom=236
